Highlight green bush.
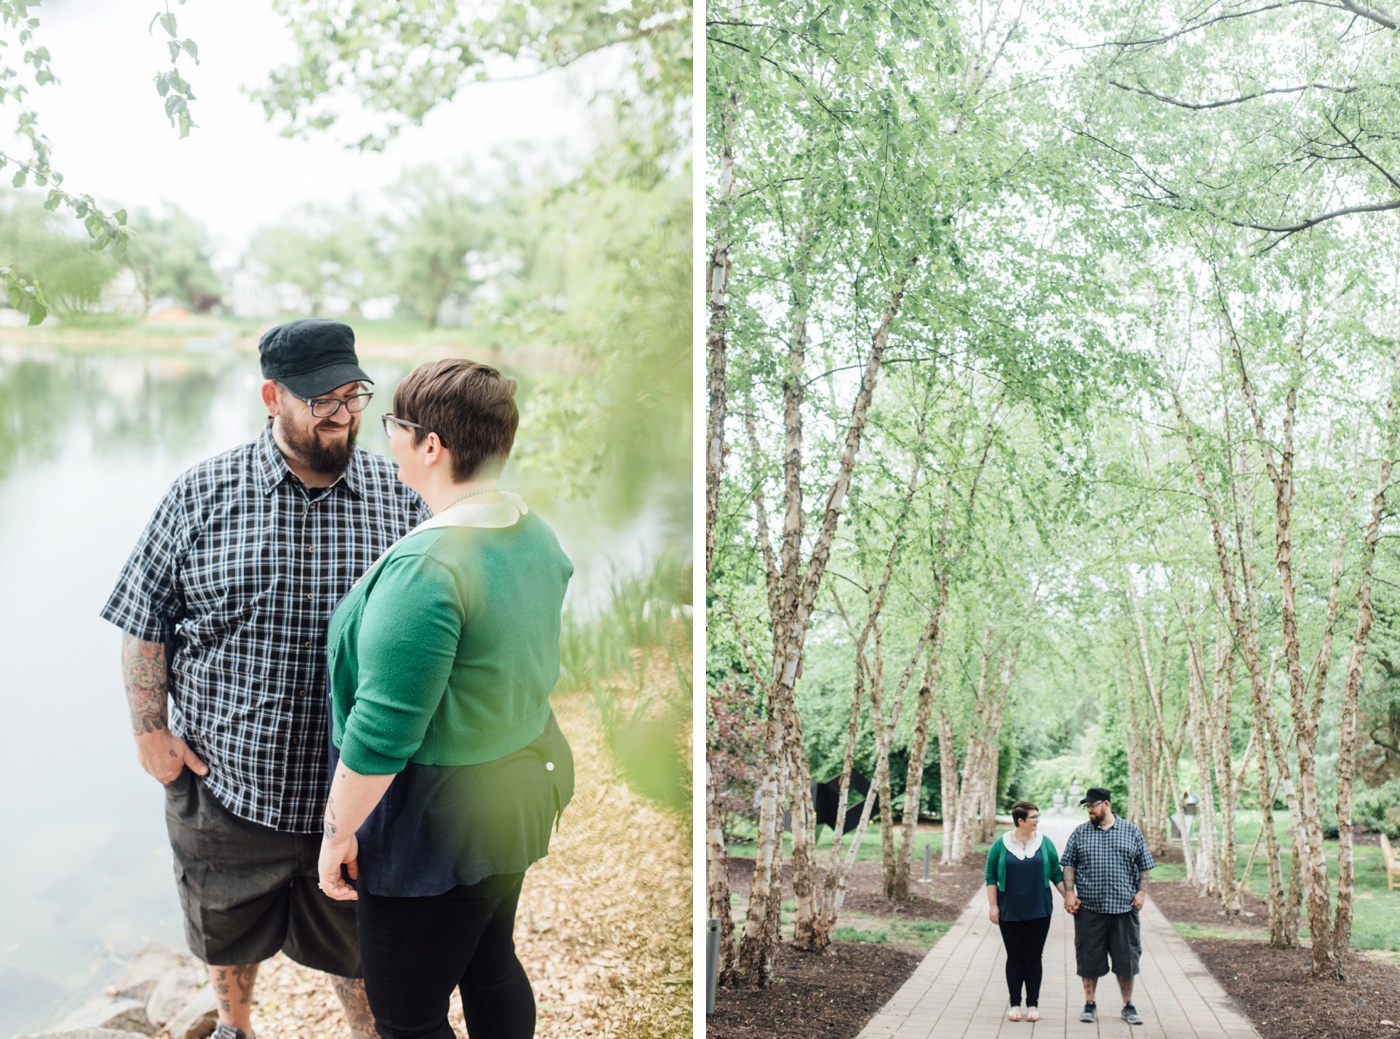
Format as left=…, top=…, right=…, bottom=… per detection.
left=1352, top=779, right=1400, bottom=838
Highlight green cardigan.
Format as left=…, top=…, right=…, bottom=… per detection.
left=984, top=833, right=1064, bottom=891
left=328, top=511, right=573, bottom=775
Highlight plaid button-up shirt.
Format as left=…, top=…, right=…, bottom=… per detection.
left=101, top=423, right=427, bottom=833
left=1061, top=815, right=1156, bottom=914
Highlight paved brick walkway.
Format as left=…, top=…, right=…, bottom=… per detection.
left=855, top=818, right=1260, bottom=1039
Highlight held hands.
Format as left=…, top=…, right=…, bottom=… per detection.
left=135, top=729, right=208, bottom=785
left=1063, top=891, right=1080, bottom=915
left=318, top=835, right=360, bottom=901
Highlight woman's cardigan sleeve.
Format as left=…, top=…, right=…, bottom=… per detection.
left=1044, top=839, right=1064, bottom=886
left=984, top=837, right=1005, bottom=888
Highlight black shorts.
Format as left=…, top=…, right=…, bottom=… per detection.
left=164, top=767, right=361, bottom=976
left=1073, top=905, right=1141, bottom=979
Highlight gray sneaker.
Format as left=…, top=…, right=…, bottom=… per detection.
left=1079, top=1001, right=1096, bottom=1023
left=1122, top=1002, right=1144, bottom=1025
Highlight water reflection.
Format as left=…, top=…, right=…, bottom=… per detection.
left=0, top=343, right=686, bottom=1037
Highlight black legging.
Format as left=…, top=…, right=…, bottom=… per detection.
left=356, top=872, right=534, bottom=1039
left=998, top=914, right=1052, bottom=1007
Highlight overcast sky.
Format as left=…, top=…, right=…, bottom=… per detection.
left=12, top=0, right=600, bottom=265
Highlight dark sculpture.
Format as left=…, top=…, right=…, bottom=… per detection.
left=814, top=770, right=879, bottom=833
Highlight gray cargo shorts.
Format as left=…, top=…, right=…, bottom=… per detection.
left=164, top=767, right=361, bottom=976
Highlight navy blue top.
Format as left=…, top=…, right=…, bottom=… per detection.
left=998, top=847, right=1053, bottom=921
left=327, top=710, right=573, bottom=896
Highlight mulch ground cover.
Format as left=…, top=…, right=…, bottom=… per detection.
left=1149, top=870, right=1400, bottom=1039
left=708, top=848, right=984, bottom=1039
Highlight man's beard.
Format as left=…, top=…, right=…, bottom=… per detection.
left=277, top=414, right=358, bottom=475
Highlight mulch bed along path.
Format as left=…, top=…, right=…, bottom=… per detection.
left=710, top=847, right=986, bottom=1039
left=1148, top=876, right=1400, bottom=1039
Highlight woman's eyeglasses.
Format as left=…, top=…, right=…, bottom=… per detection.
left=382, top=413, right=428, bottom=438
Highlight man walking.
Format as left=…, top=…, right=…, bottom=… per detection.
left=101, top=319, right=426, bottom=1039
left=1061, top=786, right=1155, bottom=1026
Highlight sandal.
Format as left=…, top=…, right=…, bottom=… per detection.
left=1026, top=1007, right=1040, bottom=1022
left=1008, top=1006, right=1022, bottom=1022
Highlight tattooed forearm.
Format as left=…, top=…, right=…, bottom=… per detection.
left=324, top=793, right=338, bottom=837
left=121, top=633, right=170, bottom=735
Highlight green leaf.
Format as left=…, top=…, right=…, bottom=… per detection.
left=155, top=71, right=171, bottom=96
left=114, top=208, right=127, bottom=225
left=159, top=12, right=177, bottom=36
left=42, top=189, right=60, bottom=210
left=181, top=38, right=198, bottom=62
left=177, top=108, right=192, bottom=138
left=25, top=297, right=46, bottom=324
left=168, top=40, right=181, bottom=62
left=10, top=168, right=23, bottom=187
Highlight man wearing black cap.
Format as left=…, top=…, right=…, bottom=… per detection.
left=1060, top=787, right=1155, bottom=1026
left=101, top=319, right=427, bottom=1039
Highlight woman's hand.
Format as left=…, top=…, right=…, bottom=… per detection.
left=318, top=834, right=360, bottom=901
left=988, top=905, right=1000, bottom=925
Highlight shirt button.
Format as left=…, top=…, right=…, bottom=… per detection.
left=545, top=761, right=555, bottom=771
left=290, top=736, right=301, bottom=746
left=306, top=594, right=313, bottom=600
left=304, top=641, right=312, bottom=648
left=307, top=546, right=316, bottom=553
left=297, top=690, right=308, bottom=698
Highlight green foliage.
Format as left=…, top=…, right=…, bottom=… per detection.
left=0, top=195, right=115, bottom=318
left=559, top=552, right=692, bottom=816
left=123, top=205, right=222, bottom=312
left=248, top=201, right=388, bottom=317
left=258, top=0, right=690, bottom=155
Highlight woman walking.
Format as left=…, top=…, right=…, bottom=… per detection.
left=985, top=801, right=1069, bottom=1022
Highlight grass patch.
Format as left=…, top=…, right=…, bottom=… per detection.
left=725, top=821, right=947, bottom=864
left=1167, top=810, right=1400, bottom=951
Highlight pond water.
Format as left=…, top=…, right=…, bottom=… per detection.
left=0, top=343, right=687, bottom=1036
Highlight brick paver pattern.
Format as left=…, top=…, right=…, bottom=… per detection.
left=855, top=817, right=1260, bottom=1039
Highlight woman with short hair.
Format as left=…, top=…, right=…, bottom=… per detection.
left=985, top=800, right=1068, bottom=1022
left=317, top=357, right=574, bottom=1039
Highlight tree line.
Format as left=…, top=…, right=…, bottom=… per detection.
left=707, top=0, right=1400, bottom=987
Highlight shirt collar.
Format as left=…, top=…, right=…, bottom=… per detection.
left=253, top=420, right=364, bottom=497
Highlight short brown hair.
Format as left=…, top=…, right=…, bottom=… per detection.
left=1011, top=801, right=1039, bottom=825
left=392, top=358, right=518, bottom=481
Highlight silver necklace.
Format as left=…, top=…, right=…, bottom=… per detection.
left=438, top=487, right=494, bottom=512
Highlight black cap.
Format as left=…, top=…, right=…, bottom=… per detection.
left=258, top=318, right=372, bottom=397
left=1080, top=787, right=1112, bottom=805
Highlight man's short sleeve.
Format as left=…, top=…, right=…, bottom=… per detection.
left=100, top=480, right=191, bottom=643
left=1061, top=827, right=1081, bottom=871
left=1134, top=826, right=1156, bottom=872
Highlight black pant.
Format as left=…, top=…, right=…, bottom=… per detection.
left=356, top=872, right=534, bottom=1039
left=998, top=914, right=1052, bottom=1007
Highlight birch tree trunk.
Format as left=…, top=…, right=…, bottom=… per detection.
left=704, top=77, right=739, bottom=981
left=1328, top=347, right=1400, bottom=971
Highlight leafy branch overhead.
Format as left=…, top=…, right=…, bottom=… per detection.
left=0, top=1, right=204, bottom=322
left=150, top=1, right=199, bottom=139
left=255, top=0, right=690, bottom=150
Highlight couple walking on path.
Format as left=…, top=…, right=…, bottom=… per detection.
left=985, top=789, right=1155, bottom=1027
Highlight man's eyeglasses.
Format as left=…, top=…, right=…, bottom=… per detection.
left=1083, top=801, right=1105, bottom=809
left=292, top=392, right=373, bottom=418
left=382, top=413, right=428, bottom=438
